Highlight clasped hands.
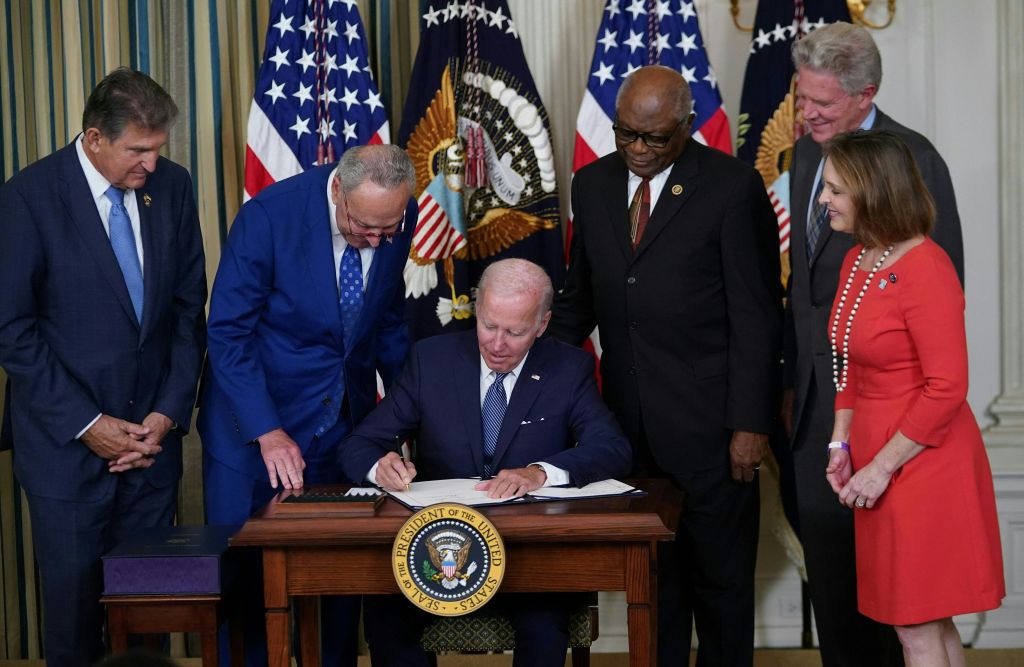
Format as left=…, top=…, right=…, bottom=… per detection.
left=825, top=448, right=894, bottom=510
left=374, top=451, right=547, bottom=499
left=81, top=412, right=173, bottom=473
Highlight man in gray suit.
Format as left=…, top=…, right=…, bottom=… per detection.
left=783, top=21, right=964, bottom=667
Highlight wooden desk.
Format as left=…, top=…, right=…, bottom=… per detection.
left=232, top=479, right=681, bottom=667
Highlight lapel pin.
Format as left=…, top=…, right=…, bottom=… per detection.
left=878, top=278, right=888, bottom=290
left=142, top=194, right=152, bottom=207
left=889, top=272, right=897, bottom=283
left=671, top=184, right=683, bottom=195
left=530, top=374, right=540, bottom=380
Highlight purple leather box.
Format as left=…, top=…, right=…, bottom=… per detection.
left=102, top=525, right=238, bottom=596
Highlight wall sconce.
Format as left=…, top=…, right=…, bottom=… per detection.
left=729, top=0, right=896, bottom=32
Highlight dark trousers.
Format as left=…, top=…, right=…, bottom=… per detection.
left=363, top=593, right=574, bottom=667
left=655, top=465, right=759, bottom=667
left=790, top=375, right=903, bottom=667
left=204, top=441, right=359, bottom=667
left=25, top=472, right=178, bottom=667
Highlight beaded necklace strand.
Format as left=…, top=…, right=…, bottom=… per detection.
left=831, top=245, right=895, bottom=392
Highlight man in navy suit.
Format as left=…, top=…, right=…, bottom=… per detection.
left=340, top=258, right=632, bottom=667
left=198, top=144, right=416, bottom=666
left=0, top=68, right=207, bottom=666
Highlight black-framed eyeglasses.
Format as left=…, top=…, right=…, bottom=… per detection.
left=612, top=115, right=692, bottom=148
left=341, top=193, right=406, bottom=244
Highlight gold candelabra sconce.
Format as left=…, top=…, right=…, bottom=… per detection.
left=729, top=0, right=896, bottom=32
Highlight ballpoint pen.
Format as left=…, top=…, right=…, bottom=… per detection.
left=394, top=435, right=410, bottom=491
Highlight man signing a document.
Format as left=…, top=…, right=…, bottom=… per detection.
left=339, top=258, right=631, bottom=666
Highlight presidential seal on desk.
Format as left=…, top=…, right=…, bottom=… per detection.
left=392, top=503, right=506, bottom=616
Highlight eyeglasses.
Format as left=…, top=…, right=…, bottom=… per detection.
left=612, top=115, right=692, bottom=148
left=341, top=193, right=406, bottom=244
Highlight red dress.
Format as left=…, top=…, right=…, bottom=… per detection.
left=831, top=238, right=1004, bottom=625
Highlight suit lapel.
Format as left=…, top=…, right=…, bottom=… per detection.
left=600, top=158, right=634, bottom=263
left=137, top=183, right=160, bottom=338
left=453, top=333, right=486, bottom=476
left=633, top=141, right=700, bottom=260
left=57, top=146, right=140, bottom=328
left=302, top=171, right=345, bottom=350
left=491, top=344, right=547, bottom=468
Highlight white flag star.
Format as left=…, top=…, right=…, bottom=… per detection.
left=604, top=0, right=620, bottom=18
left=626, top=0, right=646, bottom=20
left=654, top=32, right=670, bottom=55
left=592, top=61, right=615, bottom=85
left=364, top=89, right=384, bottom=113
left=655, top=0, right=671, bottom=20
left=677, top=32, right=697, bottom=56
left=290, top=115, right=311, bottom=139
left=506, top=18, right=518, bottom=39
left=325, top=19, right=339, bottom=41
left=423, top=6, right=441, bottom=27
left=681, top=65, right=697, bottom=83
left=621, top=62, right=642, bottom=78
left=299, top=15, right=316, bottom=39
left=489, top=6, right=506, bottom=28
left=319, top=118, right=337, bottom=140
left=273, top=13, right=294, bottom=38
left=678, top=2, right=696, bottom=22
left=598, top=28, right=618, bottom=52
left=293, top=82, right=314, bottom=106
left=340, top=54, right=360, bottom=77
left=340, top=87, right=360, bottom=110
left=344, top=21, right=361, bottom=44
left=772, top=23, right=787, bottom=42
left=296, top=49, right=316, bottom=73
left=703, top=68, right=718, bottom=89
left=264, top=80, right=286, bottom=105
left=342, top=119, right=358, bottom=142
left=623, top=30, right=644, bottom=53
left=268, top=47, right=290, bottom=71
left=754, top=29, right=772, bottom=50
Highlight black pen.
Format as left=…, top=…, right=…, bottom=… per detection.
left=394, top=435, right=410, bottom=491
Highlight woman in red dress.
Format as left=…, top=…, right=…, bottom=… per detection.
left=819, top=130, right=1004, bottom=666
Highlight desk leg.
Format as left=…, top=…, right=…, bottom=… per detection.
left=263, top=548, right=291, bottom=667
left=297, top=597, right=321, bottom=667
left=625, top=542, right=657, bottom=667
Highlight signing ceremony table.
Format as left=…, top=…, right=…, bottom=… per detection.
left=231, top=478, right=681, bottom=667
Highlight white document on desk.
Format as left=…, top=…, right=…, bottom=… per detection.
left=529, top=478, right=638, bottom=499
left=387, top=478, right=520, bottom=509
left=387, top=478, right=640, bottom=509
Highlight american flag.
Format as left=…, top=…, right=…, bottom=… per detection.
left=244, top=0, right=390, bottom=200
left=573, top=0, right=732, bottom=179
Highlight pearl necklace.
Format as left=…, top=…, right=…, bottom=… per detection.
left=831, top=245, right=894, bottom=392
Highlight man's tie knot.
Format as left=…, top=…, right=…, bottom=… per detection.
left=104, top=185, right=127, bottom=207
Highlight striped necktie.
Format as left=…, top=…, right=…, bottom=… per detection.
left=629, top=177, right=651, bottom=250
left=481, top=372, right=509, bottom=476
left=806, top=173, right=829, bottom=260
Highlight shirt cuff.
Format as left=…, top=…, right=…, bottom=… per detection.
left=532, top=461, right=568, bottom=487
left=77, top=413, right=103, bottom=440
left=366, top=461, right=380, bottom=485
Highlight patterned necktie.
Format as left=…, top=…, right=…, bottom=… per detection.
left=481, top=371, right=509, bottom=476
left=104, top=186, right=144, bottom=323
left=339, top=245, right=364, bottom=341
left=629, top=177, right=651, bottom=250
left=806, top=172, right=829, bottom=260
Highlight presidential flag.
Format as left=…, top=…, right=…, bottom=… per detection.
left=244, top=0, right=389, bottom=199
left=736, top=1, right=850, bottom=278
left=574, top=0, right=732, bottom=179
left=399, top=0, right=564, bottom=340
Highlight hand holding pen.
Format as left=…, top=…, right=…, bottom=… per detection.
left=373, top=436, right=417, bottom=492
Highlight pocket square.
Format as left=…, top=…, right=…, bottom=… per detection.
left=520, top=417, right=546, bottom=425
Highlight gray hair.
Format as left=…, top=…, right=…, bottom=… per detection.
left=477, top=258, right=554, bottom=323
left=82, top=67, right=178, bottom=140
left=335, top=144, right=416, bottom=195
left=616, top=65, right=695, bottom=120
left=791, top=22, right=882, bottom=95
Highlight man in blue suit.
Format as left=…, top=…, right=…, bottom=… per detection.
left=0, top=68, right=207, bottom=667
left=198, top=144, right=416, bottom=666
left=340, top=258, right=632, bottom=667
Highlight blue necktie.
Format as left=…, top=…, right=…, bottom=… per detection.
left=339, top=245, right=364, bottom=341
left=481, top=372, right=509, bottom=476
left=104, top=186, right=144, bottom=322
left=806, top=173, right=829, bottom=261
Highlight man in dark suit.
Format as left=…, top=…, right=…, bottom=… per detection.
left=340, top=258, right=632, bottom=667
left=198, top=144, right=415, bottom=666
left=784, top=22, right=964, bottom=667
left=548, top=66, right=782, bottom=666
left=0, top=68, right=207, bottom=667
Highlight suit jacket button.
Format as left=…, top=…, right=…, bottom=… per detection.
left=629, top=366, right=638, bottom=375
left=630, top=321, right=639, bottom=330
left=626, top=276, right=637, bottom=285
left=322, top=397, right=331, bottom=405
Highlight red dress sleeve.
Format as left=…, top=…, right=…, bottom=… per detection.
left=897, top=243, right=969, bottom=446
left=833, top=245, right=862, bottom=411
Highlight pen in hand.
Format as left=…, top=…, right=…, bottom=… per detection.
left=394, top=435, right=411, bottom=492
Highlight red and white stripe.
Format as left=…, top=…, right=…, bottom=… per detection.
left=412, top=191, right=467, bottom=260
